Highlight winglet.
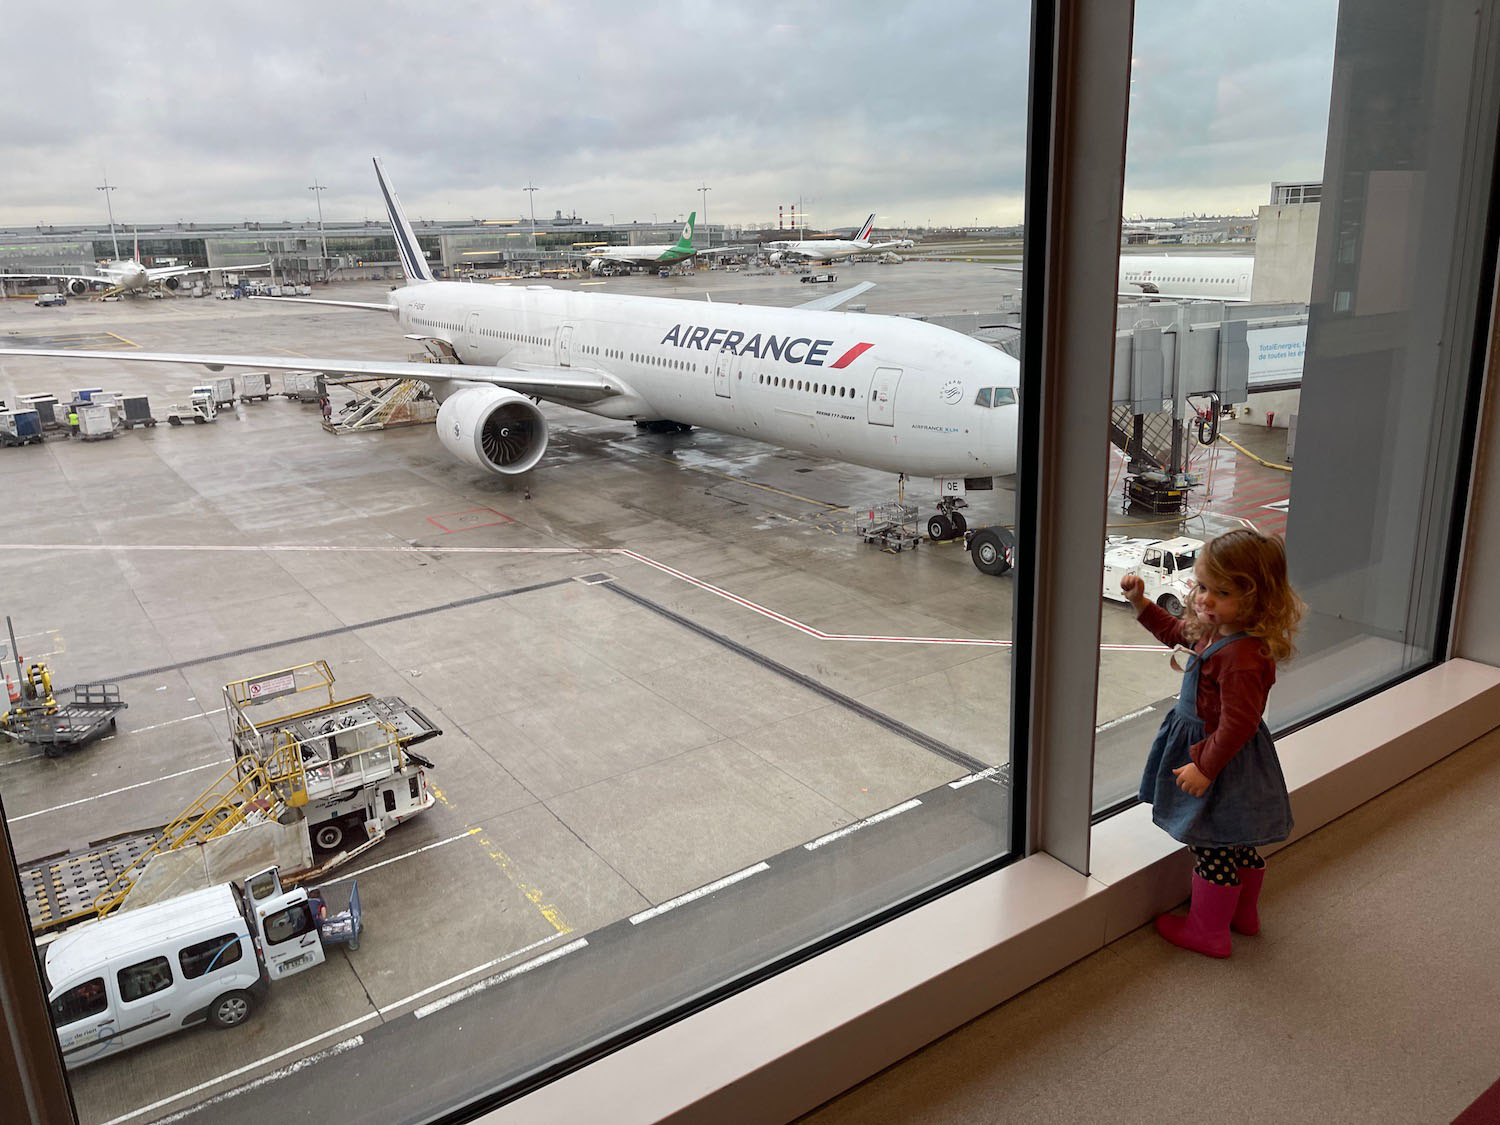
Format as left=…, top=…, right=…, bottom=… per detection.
left=674, top=211, right=697, bottom=251
left=372, top=157, right=435, bottom=284
left=856, top=214, right=876, bottom=242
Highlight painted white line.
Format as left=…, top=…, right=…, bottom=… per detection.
left=8, top=759, right=229, bottom=823
left=99, top=1017, right=378, bottom=1125
left=0, top=751, right=44, bottom=767
left=1095, top=704, right=1157, bottom=734
left=804, top=799, right=923, bottom=851
left=414, top=938, right=589, bottom=1019
left=950, top=765, right=1003, bottom=790
left=143, top=1036, right=365, bottom=1125
left=376, top=930, right=572, bottom=1016
left=0, top=542, right=1172, bottom=653
left=323, top=828, right=483, bottom=882
left=629, top=862, right=770, bottom=925
left=128, top=706, right=226, bottom=734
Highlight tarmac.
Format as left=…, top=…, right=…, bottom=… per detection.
left=0, top=262, right=1293, bottom=1123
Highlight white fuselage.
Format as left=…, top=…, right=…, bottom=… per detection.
left=393, top=282, right=1019, bottom=478
left=1118, top=255, right=1254, bottom=301
left=99, top=260, right=151, bottom=290
left=765, top=238, right=876, bottom=263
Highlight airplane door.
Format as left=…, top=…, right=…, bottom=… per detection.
left=868, top=367, right=901, bottom=426
left=557, top=324, right=574, bottom=367
left=465, top=311, right=481, bottom=356
left=714, top=346, right=733, bottom=399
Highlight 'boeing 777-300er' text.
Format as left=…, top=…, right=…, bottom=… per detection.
left=0, top=159, right=1021, bottom=574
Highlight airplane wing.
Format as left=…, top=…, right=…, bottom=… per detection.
left=144, top=261, right=273, bottom=281
left=0, top=271, right=108, bottom=284
left=794, top=280, right=875, bottom=311
left=251, top=296, right=394, bottom=312
left=0, top=347, right=625, bottom=406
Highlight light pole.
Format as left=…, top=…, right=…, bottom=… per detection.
left=97, top=174, right=120, bottom=259
left=698, top=183, right=711, bottom=247
left=308, top=178, right=329, bottom=280
left=524, top=183, right=539, bottom=264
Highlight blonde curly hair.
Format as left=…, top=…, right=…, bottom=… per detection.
left=1182, top=529, right=1303, bottom=663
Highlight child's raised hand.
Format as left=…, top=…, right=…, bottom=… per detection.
left=1172, top=762, right=1210, bottom=797
left=1120, top=574, right=1146, bottom=605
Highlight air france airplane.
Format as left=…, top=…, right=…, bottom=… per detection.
left=0, top=159, right=1021, bottom=574
left=763, top=214, right=912, bottom=264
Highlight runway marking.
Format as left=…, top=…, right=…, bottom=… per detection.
left=142, top=1036, right=365, bottom=1125
left=428, top=786, right=573, bottom=936
left=98, top=1019, right=378, bottom=1125
left=376, top=930, right=572, bottom=1016
left=950, top=765, right=1004, bottom=789
left=8, top=758, right=229, bottom=823
left=128, top=706, right=226, bottom=734
left=0, top=542, right=1171, bottom=653
left=804, top=799, right=922, bottom=850
left=413, top=937, right=589, bottom=1019
left=1096, top=704, right=1157, bottom=733
left=325, top=827, right=483, bottom=881
left=629, top=862, right=770, bottom=925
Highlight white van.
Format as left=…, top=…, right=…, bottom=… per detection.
left=43, top=867, right=325, bottom=1069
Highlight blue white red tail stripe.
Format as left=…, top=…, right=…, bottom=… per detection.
left=373, top=157, right=435, bottom=284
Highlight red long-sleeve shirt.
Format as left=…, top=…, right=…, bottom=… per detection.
left=1136, top=602, right=1276, bottom=781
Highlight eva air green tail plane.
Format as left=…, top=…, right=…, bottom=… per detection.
left=587, top=212, right=698, bottom=274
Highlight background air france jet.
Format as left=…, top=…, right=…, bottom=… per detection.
left=763, top=214, right=912, bottom=264
left=0, top=158, right=1022, bottom=575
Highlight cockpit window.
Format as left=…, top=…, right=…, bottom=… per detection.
left=974, top=387, right=1016, bottom=408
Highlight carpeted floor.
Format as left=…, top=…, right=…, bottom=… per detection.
left=799, top=726, right=1500, bottom=1125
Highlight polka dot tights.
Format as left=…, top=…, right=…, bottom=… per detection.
left=1190, top=845, right=1265, bottom=885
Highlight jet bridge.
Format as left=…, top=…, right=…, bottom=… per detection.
left=1109, top=300, right=1307, bottom=513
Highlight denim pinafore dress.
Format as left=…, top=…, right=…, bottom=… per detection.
left=1138, top=632, right=1293, bottom=848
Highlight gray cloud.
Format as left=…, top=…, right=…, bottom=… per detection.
left=0, top=0, right=1334, bottom=229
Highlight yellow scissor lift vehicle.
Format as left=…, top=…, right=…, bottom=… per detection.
left=20, top=660, right=440, bottom=935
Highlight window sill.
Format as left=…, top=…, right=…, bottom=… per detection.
left=481, top=659, right=1500, bottom=1124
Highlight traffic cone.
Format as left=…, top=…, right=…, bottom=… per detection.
left=5, top=675, right=18, bottom=705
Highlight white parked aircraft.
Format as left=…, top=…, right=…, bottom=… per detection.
left=1117, top=254, right=1253, bottom=301
left=1, top=233, right=270, bottom=297
left=588, top=213, right=698, bottom=274
left=997, top=253, right=1255, bottom=302
left=764, top=215, right=911, bottom=264
left=0, top=159, right=1022, bottom=574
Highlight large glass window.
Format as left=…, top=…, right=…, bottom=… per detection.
left=1095, top=0, right=1492, bottom=813
left=1, top=2, right=1028, bottom=1119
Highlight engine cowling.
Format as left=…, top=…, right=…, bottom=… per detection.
left=68, top=279, right=88, bottom=295
left=164, top=276, right=181, bottom=290
left=436, top=385, right=548, bottom=475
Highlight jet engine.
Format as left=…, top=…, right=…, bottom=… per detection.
left=767, top=252, right=784, bottom=266
left=67, top=279, right=88, bottom=295
left=163, top=276, right=181, bottom=290
left=436, top=384, right=549, bottom=475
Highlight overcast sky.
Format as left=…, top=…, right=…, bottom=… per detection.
left=0, top=1, right=1337, bottom=231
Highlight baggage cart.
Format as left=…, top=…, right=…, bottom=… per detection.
left=309, top=880, right=363, bottom=951
left=77, top=404, right=115, bottom=441
left=0, top=409, right=44, bottom=447
left=237, top=372, right=273, bottom=402
left=120, top=395, right=157, bottom=429
left=1, top=682, right=128, bottom=758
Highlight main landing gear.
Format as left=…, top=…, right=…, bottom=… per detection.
left=925, top=497, right=969, bottom=543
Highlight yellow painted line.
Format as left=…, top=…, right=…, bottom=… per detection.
left=107, top=331, right=140, bottom=348
left=428, top=785, right=572, bottom=935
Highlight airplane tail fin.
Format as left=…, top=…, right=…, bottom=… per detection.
left=372, top=157, right=435, bottom=284
left=856, top=214, right=876, bottom=242
left=673, top=212, right=697, bottom=251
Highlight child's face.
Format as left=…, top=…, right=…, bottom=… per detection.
left=1193, top=559, right=1249, bottom=634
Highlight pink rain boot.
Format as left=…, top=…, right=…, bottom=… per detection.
left=1155, top=872, right=1239, bottom=958
left=1231, top=867, right=1266, bottom=936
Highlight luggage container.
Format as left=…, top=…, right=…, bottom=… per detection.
left=194, top=377, right=236, bottom=408
left=19, top=394, right=60, bottom=429
left=237, top=372, right=272, bottom=402
left=70, top=387, right=104, bottom=404
left=0, top=409, right=44, bottom=446
left=120, top=396, right=157, bottom=429
left=77, top=404, right=114, bottom=441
